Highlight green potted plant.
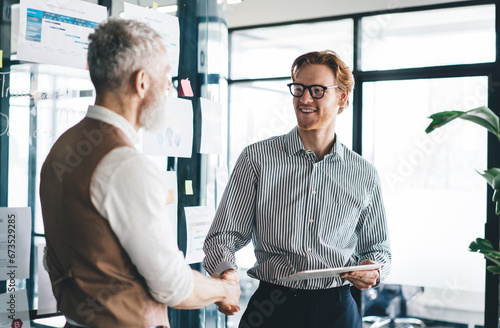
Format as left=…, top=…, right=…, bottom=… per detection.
left=425, top=105, right=500, bottom=274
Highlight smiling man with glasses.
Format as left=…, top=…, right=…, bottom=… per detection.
left=204, top=50, right=391, bottom=328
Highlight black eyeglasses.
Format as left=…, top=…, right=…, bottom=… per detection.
left=287, top=83, right=338, bottom=99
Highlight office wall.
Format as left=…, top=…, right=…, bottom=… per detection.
left=226, top=0, right=470, bottom=28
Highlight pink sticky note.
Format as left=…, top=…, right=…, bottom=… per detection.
left=179, top=78, right=194, bottom=97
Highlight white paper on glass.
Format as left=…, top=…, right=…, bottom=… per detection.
left=0, top=208, right=32, bottom=280
left=0, top=289, right=31, bottom=328
left=184, top=206, right=214, bottom=264
left=17, top=0, right=107, bottom=69
left=199, top=98, right=222, bottom=155
left=123, top=3, right=180, bottom=77
left=162, top=171, right=178, bottom=244
left=142, top=97, right=193, bottom=158
left=36, top=243, right=57, bottom=315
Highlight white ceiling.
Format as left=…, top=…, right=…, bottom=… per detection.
left=225, top=0, right=471, bottom=28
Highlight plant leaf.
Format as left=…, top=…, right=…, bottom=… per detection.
left=470, top=238, right=500, bottom=268
left=476, top=237, right=495, bottom=250
left=477, top=168, right=500, bottom=189
left=493, top=174, right=500, bottom=191
left=425, top=106, right=500, bottom=139
left=460, top=106, right=500, bottom=136
left=425, top=111, right=464, bottom=133
left=488, top=254, right=500, bottom=261
left=487, top=265, right=500, bottom=274
left=477, top=169, right=500, bottom=215
left=469, top=238, right=500, bottom=255
left=494, top=190, right=500, bottom=202
left=469, top=240, right=481, bottom=252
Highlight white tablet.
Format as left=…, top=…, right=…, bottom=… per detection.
left=277, top=263, right=384, bottom=282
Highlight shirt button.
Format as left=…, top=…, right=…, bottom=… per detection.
left=308, top=247, right=312, bottom=252
left=309, top=219, right=314, bottom=223
left=312, top=190, right=317, bottom=195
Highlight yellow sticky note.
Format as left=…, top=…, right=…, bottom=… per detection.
left=185, top=180, right=194, bottom=195
left=0, top=50, right=3, bottom=69
left=153, top=2, right=158, bottom=8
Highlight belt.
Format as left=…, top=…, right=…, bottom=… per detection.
left=258, top=281, right=351, bottom=301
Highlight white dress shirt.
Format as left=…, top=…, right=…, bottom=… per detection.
left=64, top=105, right=194, bottom=326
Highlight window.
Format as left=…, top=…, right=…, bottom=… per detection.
left=360, top=5, right=495, bottom=71
left=362, top=76, right=488, bottom=326
left=8, top=64, right=93, bottom=231
left=230, top=19, right=354, bottom=80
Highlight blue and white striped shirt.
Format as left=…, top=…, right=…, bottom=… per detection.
left=203, top=127, right=391, bottom=289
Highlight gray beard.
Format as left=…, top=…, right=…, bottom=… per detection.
left=140, top=96, right=168, bottom=131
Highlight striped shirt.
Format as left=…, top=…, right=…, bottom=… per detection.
left=203, top=127, right=391, bottom=289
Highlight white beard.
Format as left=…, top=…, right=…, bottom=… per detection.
left=139, top=92, right=168, bottom=131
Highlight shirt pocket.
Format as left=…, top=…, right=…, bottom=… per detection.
left=318, top=202, right=361, bottom=248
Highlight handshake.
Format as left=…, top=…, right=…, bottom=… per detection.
left=211, top=269, right=242, bottom=315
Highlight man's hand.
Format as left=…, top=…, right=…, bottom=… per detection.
left=213, top=269, right=241, bottom=315
left=340, top=259, right=380, bottom=290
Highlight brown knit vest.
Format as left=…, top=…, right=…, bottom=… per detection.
left=40, top=117, right=170, bottom=328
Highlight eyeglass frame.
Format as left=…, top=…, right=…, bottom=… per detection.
left=287, top=83, right=339, bottom=99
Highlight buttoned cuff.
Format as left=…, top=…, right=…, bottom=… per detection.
left=215, top=261, right=237, bottom=275
left=373, top=269, right=381, bottom=288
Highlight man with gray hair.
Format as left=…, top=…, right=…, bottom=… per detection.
left=40, top=18, right=240, bottom=328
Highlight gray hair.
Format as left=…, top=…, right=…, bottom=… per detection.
left=87, top=18, right=164, bottom=93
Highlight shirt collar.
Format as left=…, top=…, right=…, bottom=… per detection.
left=285, top=126, right=304, bottom=156
left=329, top=136, right=345, bottom=161
left=285, top=126, right=344, bottom=161
left=85, top=105, right=140, bottom=147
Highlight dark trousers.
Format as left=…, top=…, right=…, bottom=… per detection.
left=239, top=281, right=362, bottom=328
left=64, top=324, right=166, bottom=328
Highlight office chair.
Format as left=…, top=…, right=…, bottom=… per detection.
left=362, top=284, right=426, bottom=328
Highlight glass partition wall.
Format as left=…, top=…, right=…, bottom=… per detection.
left=1, top=0, right=229, bottom=327
left=362, top=76, right=488, bottom=327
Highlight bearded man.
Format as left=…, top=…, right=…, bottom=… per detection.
left=39, top=18, right=240, bottom=328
